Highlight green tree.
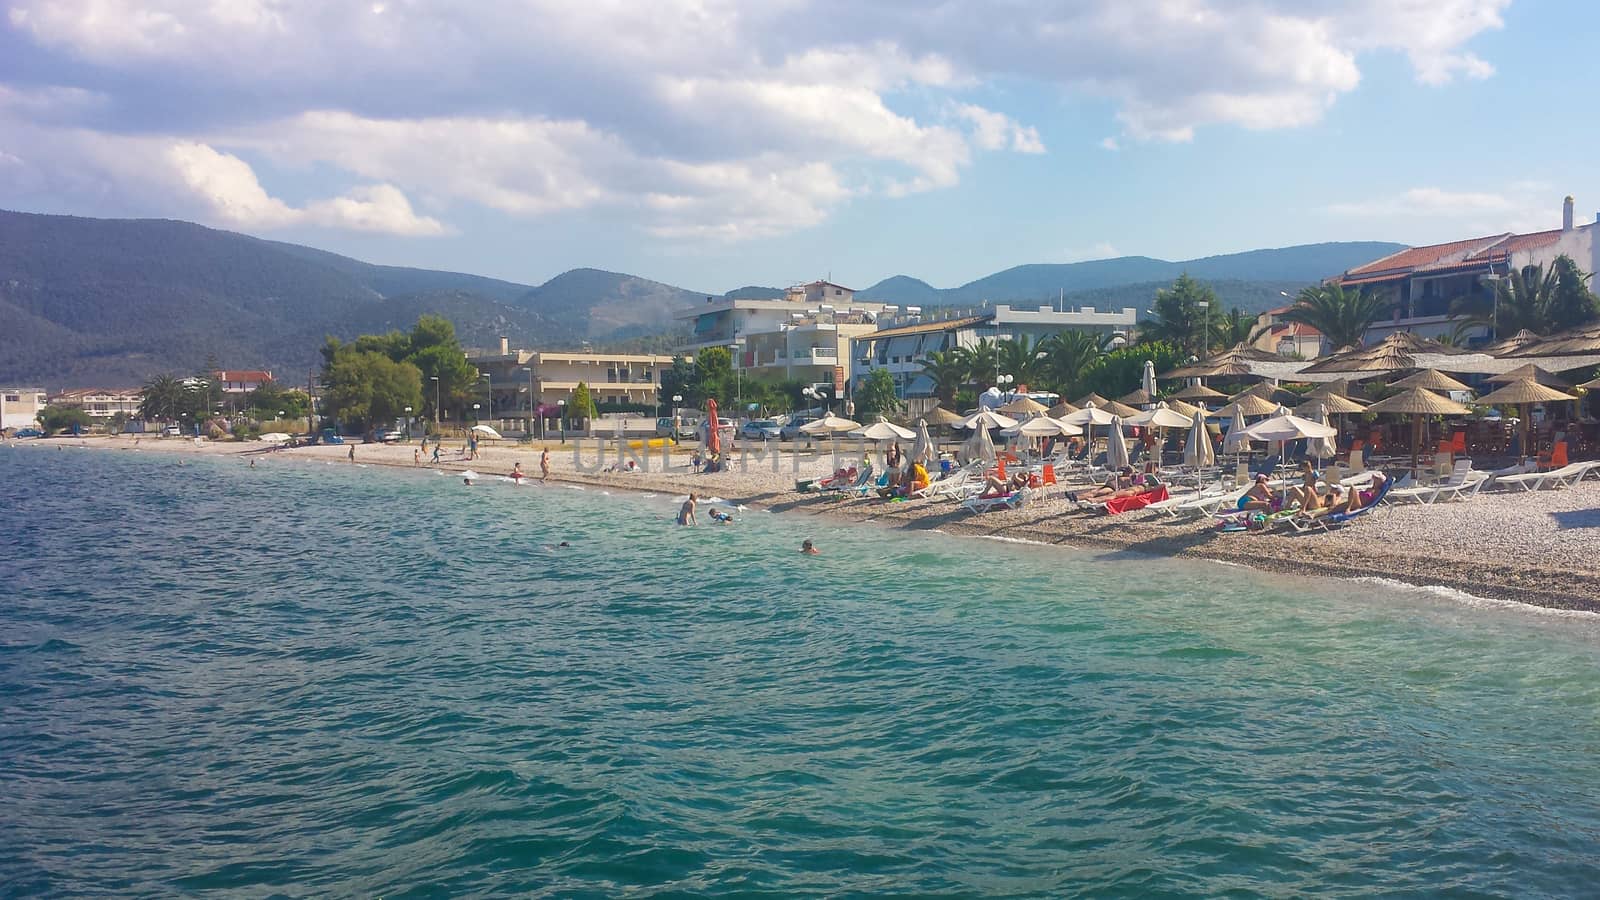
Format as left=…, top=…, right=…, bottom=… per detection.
left=1282, top=282, right=1394, bottom=349
left=1217, top=306, right=1266, bottom=348
left=569, top=382, right=598, bottom=429
left=855, top=368, right=901, bottom=421
left=916, top=349, right=968, bottom=407
left=404, top=317, right=477, bottom=420
left=1038, top=330, right=1104, bottom=397
left=138, top=373, right=188, bottom=421
left=692, top=346, right=733, bottom=405
left=955, top=338, right=1001, bottom=389
left=1549, top=255, right=1599, bottom=332
left=659, top=355, right=697, bottom=409
left=1077, top=342, right=1185, bottom=400
left=995, top=335, right=1046, bottom=387
left=38, top=405, right=92, bottom=434
left=247, top=381, right=309, bottom=419
left=1141, top=274, right=1219, bottom=358
left=320, top=350, right=423, bottom=432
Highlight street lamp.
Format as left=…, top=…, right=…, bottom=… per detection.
left=732, top=338, right=745, bottom=410
left=472, top=402, right=481, bottom=423
left=429, top=375, right=440, bottom=425
left=519, top=366, right=533, bottom=437
left=481, top=373, right=492, bottom=425
left=996, top=373, right=1015, bottom=400
left=404, top=406, right=412, bottom=440
left=1196, top=299, right=1210, bottom=357
left=558, top=398, right=567, bottom=444
left=803, top=385, right=830, bottom=414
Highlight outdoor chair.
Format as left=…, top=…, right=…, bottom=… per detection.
left=961, top=487, right=1031, bottom=514
left=1284, top=476, right=1394, bottom=533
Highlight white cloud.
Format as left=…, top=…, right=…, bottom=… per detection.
left=1325, top=187, right=1519, bottom=218
left=1320, top=184, right=1582, bottom=241
left=2, top=0, right=1512, bottom=238
left=1099, top=137, right=1120, bottom=151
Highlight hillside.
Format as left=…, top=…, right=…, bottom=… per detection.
left=0, top=211, right=711, bottom=386
left=857, top=242, right=1404, bottom=307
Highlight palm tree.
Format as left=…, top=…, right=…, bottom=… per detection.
left=956, top=338, right=1000, bottom=389
left=916, top=349, right=967, bottom=407
left=995, top=335, right=1045, bottom=387
left=138, top=374, right=187, bottom=422
left=1452, top=257, right=1599, bottom=337
left=1039, top=330, right=1104, bottom=396
left=1217, top=306, right=1267, bottom=349
left=1280, top=283, right=1394, bottom=349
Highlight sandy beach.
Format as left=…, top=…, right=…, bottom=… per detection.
left=22, top=433, right=1600, bottom=612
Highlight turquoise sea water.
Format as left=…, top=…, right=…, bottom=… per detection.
left=3, top=446, right=1600, bottom=897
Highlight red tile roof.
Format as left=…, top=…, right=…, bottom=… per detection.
left=1463, top=229, right=1565, bottom=262
left=1342, top=235, right=1506, bottom=278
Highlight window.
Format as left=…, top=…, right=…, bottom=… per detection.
left=4, top=394, right=18, bottom=402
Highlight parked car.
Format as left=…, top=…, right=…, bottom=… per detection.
left=658, top=416, right=703, bottom=440
left=14, top=427, right=43, bottom=438
left=162, top=425, right=183, bottom=437
left=319, top=428, right=345, bottom=445
left=740, top=419, right=782, bottom=441
left=372, top=429, right=403, bottom=443
left=778, top=416, right=816, bottom=440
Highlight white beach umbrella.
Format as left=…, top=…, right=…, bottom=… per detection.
left=1183, top=404, right=1215, bottom=468
left=961, top=419, right=997, bottom=464
left=1061, top=402, right=1118, bottom=427
left=910, top=419, right=934, bottom=467
left=258, top=432, right=290, bottom=443
left=851, top=417, right=916, bottom=441
left=1125, top=402, right=1192, bottom=429
left=1105, top=416, right=1131, bottom=469
left=1008, top=416, right=1081, bottom=437
left=470, top=424, right=503, bottom=439
left=957, top=409, right=1019, bottom=431
left=1239, top=410, right=1338, bottom=443
left=1302, top=401, right=1338, bottom=462
left=1142, top=359, right=1157, bottom=404
left=800, top=412, right=862, bottom=435
left=1222, top=403, right=1252, bottom=455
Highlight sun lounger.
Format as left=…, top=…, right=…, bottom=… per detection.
left=818, top=464, right=873, bottom=494
left=962, top=487, right=1031, bottom=514
left=1491, top=460, right=1600, bottom=492
left=1088, top=485, right=1169, bottom=515
left=1284, top=477, right=1394, bottom=533
left=1387, top=460, right=1474, bottom=504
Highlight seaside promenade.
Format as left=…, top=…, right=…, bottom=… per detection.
left=17, top=434, right=1600, bottom=612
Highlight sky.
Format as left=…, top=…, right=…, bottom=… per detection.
left=2, top=0, right=1596, bottom=294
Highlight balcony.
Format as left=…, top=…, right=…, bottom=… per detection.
left=795, top=347, right=838, bottom=364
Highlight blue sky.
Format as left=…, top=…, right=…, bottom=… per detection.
left=1, top=1, right=1594, bottom=293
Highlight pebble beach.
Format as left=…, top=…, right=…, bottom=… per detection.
left=24, top=433, right=1600, bottom=612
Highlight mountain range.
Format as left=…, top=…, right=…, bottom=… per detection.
left=0, top=209, right=1404, bottom=387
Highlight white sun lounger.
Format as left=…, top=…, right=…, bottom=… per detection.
left=1492, top=460, right=1600, bottom=492
left=961, top=487, right=1031, bottom=514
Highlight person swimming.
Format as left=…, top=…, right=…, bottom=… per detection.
left=709, top=508, right=733, bottom=524
left=800, top=539, right=819, bottom=555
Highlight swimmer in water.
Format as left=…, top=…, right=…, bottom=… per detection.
left=249, top=459, right=256, bottom=469
left=511, top=462, right=524, bottom=481
left=463, top=476, right=475, bottom=486
left=800, top=539, right=818, bottom=555
left=709, top=508, right=733, bottom=524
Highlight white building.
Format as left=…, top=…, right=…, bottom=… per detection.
left=212, top=370, right=274, bottom=394
left=469, top=339, right=678, bottom=423
left=49, top=388, right=142, bottom=420
left=1334, top=195, right=1600, bottom=345
left=674, top=281, right=894, bottom=354
left=1, top=387, right=48, bottom=430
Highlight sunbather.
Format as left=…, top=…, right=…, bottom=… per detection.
left=1235, top=473, right=1276, bottom=512
left=979, top=471, right=1029, bottom=499
left=1066, top=466, right=1135, bottom=502
left=1299, top=472, right=1386, bottom=519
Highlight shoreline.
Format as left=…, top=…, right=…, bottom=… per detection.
left=18, top=434, right=1600, bottom=614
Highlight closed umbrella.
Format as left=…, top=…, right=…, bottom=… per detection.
left=1302, top=401, right=1338, bottom=463
left=961, top=419, right=997, bottom=464
left=1364, top=387, right=1474, bottom=475
left=1142, top=359, right=1157, bottom=404
left=1222, top=403, right=1252, bottom=456
left=705, top=399, right=722, bottom=457
left=1183, top=403, right=1215, bottom=469
left=1105, top=416, right=1130, bottom=470
left=910, top=419, right=934, bottom=467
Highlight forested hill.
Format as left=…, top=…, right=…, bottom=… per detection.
left=0, top=210, right=710, bottom=386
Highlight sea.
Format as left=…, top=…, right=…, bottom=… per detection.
left=3, top=444, right=1600, bottom=897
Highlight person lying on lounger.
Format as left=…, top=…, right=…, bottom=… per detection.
left=1298, top=472, right=1386, bottom=519
left=979, top=471, right=1029, bottom=499
left=1068, top=467, right=1153, bottom=504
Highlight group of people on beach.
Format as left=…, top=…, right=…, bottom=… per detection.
left=676, top=491, right=818, bottom=553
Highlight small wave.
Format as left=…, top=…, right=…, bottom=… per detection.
left=1352, top=576, right=1600, bottom=620
left=975, top=534, right=1055, bottom=548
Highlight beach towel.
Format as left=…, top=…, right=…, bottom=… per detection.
left=1102, top=485, right=1168, bottom=515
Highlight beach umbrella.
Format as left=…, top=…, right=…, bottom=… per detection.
left=851, top=417, right=916, bottom=441
left=1305, top=378, right=1355, bottom=400
left=1475, top=379, right=1579, bottom=461
left=1169, top=382, right=1228, bottom=402
left=1100, top=398, right=1143, bottom=418
left=1486, top=363, right=1573, bottom=389
left=1481, top=328, right=1543, bottom=356
left=1063, top=401, right=1116, bottom=460
left=1222, top=403, right=1252, bottom=455
left=1504, top=321, right=1600, bottom=358
left=1240, top=410, right=1337, bottom=443
left=1007, top=416, right=1081, bottom=438
left=1302, top=401, right=1338, bottom=463
left=1160, top=343, right=1281, bottom=379
left=1300, top=331, right=1467, bottom=375
left=1232, top=382, right=1301, bottom=406
left=998, top=395, right=1049, bottom=416
left=1118, top=388, right=1151, bottom=407
left=957, top=409, right=1019, bottom=431
left=1183, top=404, right=1215, bottom=469
left=1105, top=416, right=1130, bottom=470
left=910, top=419, right=934, bottom=466
left=1209, top=393, right=1279, bottom=419
left=1162, top=397, right=1202, bottom=419
left=1045, top=399, right=1079, bottom=417
left=799, top=411, right=862, bottom=435
left=470, top=424, right=504, bottom=439
left=920, top=405, right=965, bottom=427
left=961, top=419, right=997, bottom=464
left=1295, top=393, right=1365, bottom=415
left=1142, top=359, right=1157, bottom=402
left=1393, top=369, right=1473, bottom=394
left=1364, top=387, right=1474, bottom=475
left=706, top=399, right=722, bottom=456
left=1126, top=402, right=1193, bottom=429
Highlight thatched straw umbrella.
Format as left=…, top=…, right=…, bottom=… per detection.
left=1159, top=342, right=1282, bottom=380
left=920, top=405, right=965, bottom=427
left=1364, top=387, right=1473, bottom=476
left=1163, top=398, right=1203, bottom=419
left=998, top=395, right=1049, bottom=416
left=1232, top=381, right=1301, bottom=406
left=1074, top=392, right=1112, bottom=408
left=1393, top=368, right=1474, bottom=394
left=1475, top=379, right=1580, bottom=460
left=1504, top=321, right=1600, bottom=359
left=1118, top=388, right=1152, bottom=407
left=1295, top=393, right=1365, bottom=415
left=1481, top=328, right=1543, bottom=356
left=1169, top=382, right=1227, bottom=402
left=1300, top=331, right=1466, bottom=376
left=1486, top=363, right=1573, bottom=389
left=1099, top=398, right=1143, bottom=418
left=1207, top=393, right=1280, bottom=419
left=1305, top=378, right=1355, bottom=400
left=1045, top=399, right=1079, bottom=418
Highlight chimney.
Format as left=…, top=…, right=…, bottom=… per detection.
left=499, top=336, right=509, bottom=355
left=1563, top=195, right=1575, bottom=231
